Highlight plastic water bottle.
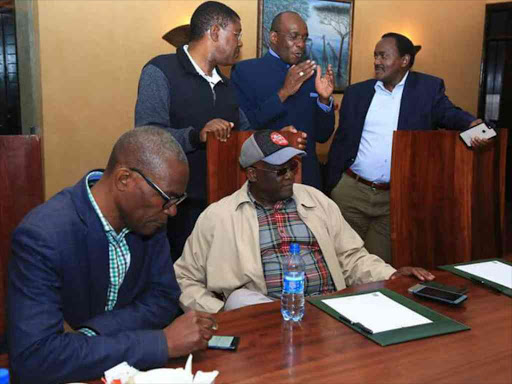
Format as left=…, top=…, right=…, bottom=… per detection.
left=281, top=243, right=305, bottom=322
left=0, top=368, right=9, bottom=384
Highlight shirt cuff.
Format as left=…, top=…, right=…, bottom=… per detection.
left=188, top=128, right=201, bottom=148
left=78, top=327, right=98, bottom=336
left=317, top=96, right=333, bottom=112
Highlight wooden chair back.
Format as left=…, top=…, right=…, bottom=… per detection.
left=0, top=135, right=44, bottom=355
left=390, top=129, right=508, bottom=269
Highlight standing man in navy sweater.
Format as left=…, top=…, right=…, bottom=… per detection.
left=135, top=1, right=250, bottom=262
left=231, top=11, right=335, bottom=190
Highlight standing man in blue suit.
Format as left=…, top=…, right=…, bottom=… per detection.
left=8, top=127, right=217, bottom=384
left=326, top=32, right=484, bottom=263
left=231, top=11, right=335, bottom=190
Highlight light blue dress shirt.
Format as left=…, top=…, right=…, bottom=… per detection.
left=350, top=71, right=409, bottom=183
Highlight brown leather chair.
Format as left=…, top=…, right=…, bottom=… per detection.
left=206, top=130, right=303, bottom=205
left=390, top=129, right=508, bottom=269
left=0, top=135, right=44, bottom=367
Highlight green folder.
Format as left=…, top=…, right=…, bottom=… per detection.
left=307, top=288, right=469, bottom=347
left=439, top=258, right=512, bottom=297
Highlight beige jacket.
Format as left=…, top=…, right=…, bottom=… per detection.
left=174, top=182, right=396, bottom=313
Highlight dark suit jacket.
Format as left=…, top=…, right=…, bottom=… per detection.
left=326, top=71, right=476, bottom=192
left=231, top=52, right=335, bottom=190
left=7, top=173, right=180, bottom=384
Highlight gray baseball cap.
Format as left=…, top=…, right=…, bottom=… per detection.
left=239, top=130, right=306, bottom=168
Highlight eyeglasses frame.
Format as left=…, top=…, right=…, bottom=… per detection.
left=272, top=30, right=309, bottom=44
left=129, top=167, right=187, bottom=210
left=231, top=30, right=243, bottom=41
left=250, top=159, right=299, bottom=178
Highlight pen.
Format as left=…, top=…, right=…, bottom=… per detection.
left=468, top=276, right=502, bottom=294
left=353, top=322, right=374, bottom=335
left=338, top=314, right=374, bottom=335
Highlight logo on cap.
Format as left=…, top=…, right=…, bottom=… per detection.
left=270, top=132, right=288, bottom=146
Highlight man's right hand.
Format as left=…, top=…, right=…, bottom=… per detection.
left=163, top=310, right=217, bottom=358
left=280, top=125, right=307, bottom=150
left=200, top=119, right=234, bottom=143
left=278, top=60, right=316, bottom=102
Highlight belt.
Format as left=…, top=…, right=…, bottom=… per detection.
left=345, top=168, right=390, bottom=190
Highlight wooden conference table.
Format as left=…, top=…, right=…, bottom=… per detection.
left=89, top=267, right=512, bottom=384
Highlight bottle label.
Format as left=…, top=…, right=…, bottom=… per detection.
left=283, top=273, right=304, bottom=294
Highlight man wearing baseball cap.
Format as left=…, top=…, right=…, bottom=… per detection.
left=174, top=130, right=433, bottom=313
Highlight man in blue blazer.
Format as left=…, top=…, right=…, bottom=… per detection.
left=327, top=33, right=482, bottom=263
left=231, top=11, right=335, bottom=190
left=7, top=127, right=217, bottom=384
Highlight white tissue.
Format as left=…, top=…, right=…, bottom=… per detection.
left=132, top=354, right=219, bottom=384
left=133, top=368, right=193, bottom=383
left=104, top=361, right=140, bottom=384
left=193, top=370, right=220, bottom=384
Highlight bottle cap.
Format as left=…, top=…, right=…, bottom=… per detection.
left=0, top=368, right=9, bottom=384
left=289, top=243, right=300, bottom=254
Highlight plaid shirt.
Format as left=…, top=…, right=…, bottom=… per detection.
left=250, top=192, right=335, bottom=299
left=79, top=171, right=131, bottom=336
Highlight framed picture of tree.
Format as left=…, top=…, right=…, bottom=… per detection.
left=257, top=0, right=353, bottom=93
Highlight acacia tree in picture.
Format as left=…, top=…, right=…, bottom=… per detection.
left=258, top=0, right=353, bottom=92
left=313, top=3, right=351, bottom=89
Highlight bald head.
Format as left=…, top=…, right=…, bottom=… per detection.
left=270, top=11, right=304, bottom=33
left=269, top=11, right=308, bottom=65
left=106, top=126, right=187, bottom=176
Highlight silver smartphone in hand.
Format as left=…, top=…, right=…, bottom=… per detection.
left=459, top=122, right=497, bottom=147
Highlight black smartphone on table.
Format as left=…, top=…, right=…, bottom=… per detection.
left=208, top=335, right=240, bottom=351
left=410, top=284, right=468, bottom=305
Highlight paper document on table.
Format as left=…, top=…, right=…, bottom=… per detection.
left=322, top=291, right=432, bottom=334
left=455, top=260, right=512, bottom=289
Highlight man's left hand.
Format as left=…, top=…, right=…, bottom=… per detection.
left=315, top=64, right=334, bottom=104
left=468, top=119, right=493, bottom=148
left=390, top=267, right=435, bottom=281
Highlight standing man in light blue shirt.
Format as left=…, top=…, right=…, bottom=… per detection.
left=327, top=32, right=484, bottom=263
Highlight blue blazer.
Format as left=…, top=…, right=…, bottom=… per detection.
left=326, top=71, right=476, bottom=192
left=7, top=173, right=180, bottom=384
left=231, top=52, right=335, bottom=190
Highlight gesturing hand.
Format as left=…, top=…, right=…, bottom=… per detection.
left=200, top=119, right=234, bottom=143
left=280, top=125, right=307, bottom=151
left=315, top=64, right=334, bottom=104
left=163, top=310, right=218, bottom=358
left=278, top=60, right=316, bottom=102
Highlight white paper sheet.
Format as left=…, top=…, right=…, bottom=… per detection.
left=455, top=260, right=512, bottom=289
left=322, top=291, right=432, bottom=334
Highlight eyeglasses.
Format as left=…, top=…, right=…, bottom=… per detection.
left=251, top=159, right=299, bottom=177
left=219, top=26, right=243, bottom=42
left=274, top=31, right=309, bottom=44
left=129, top=168, right=187, bottom=210
left=231, top=30, right=243, bottom=41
